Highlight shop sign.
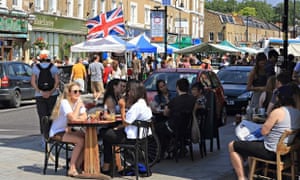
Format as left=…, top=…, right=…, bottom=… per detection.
left=0, top=17, right=28, bottom=33
left=33, top=14, right=87, bottom=34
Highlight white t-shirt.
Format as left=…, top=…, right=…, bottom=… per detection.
left=49, top=99, right=86, bottom=137
left=125, top=99, right=152, bottom=139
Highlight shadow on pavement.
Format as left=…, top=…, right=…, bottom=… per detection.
left=0, top=118, right=238, bottom=179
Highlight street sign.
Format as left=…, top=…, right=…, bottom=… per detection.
left=162, top=0, right=171, bottom=6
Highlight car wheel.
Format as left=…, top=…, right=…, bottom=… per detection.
left=10, top=90, right=21, bottom=108
left=221, top=106, right=227, bottom=125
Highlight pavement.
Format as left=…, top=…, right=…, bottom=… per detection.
left=0, top=94, right=239, bottom=180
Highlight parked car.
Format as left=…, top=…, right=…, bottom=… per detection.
left=143, top=68, right=227, bottom=126
left=0, top=61, right=35, bottom=108
left=217, top=65, right=253, bottom=113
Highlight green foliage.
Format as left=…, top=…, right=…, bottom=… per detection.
left=205, top=0, right=300, bottom=25
left=238, top=7, right=256, bottom=16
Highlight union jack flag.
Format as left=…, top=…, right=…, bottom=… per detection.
left=86, top=7, right=125, bottom=39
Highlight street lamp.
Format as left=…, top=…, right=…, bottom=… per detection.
left=293, top=0, right=296, bottom=38
left=245, top=16, right=249, bottom=43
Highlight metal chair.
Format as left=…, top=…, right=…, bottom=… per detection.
left=41, top=116, right=74, bottom=175
left=172, top=111, right=194, bottom=162
left=111, top=120, right=152, bottom=180
left=248, top=129, right=300, bottom=180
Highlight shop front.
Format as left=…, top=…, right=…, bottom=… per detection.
left=0, top=8, right=29, bottom=61
left=30, top=13, right=87, bottom=61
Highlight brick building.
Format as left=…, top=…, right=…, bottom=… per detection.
left=203, top=9, right=284, bottom=47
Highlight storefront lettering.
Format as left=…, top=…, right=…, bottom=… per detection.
left=34, top=17, right=54, bottom=27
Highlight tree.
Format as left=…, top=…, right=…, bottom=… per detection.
left=238, top=7, right=256, bottom=17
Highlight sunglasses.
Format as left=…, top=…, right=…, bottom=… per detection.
left=71, top=90, right=82, bottom=94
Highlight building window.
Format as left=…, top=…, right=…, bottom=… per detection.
left=100, top=0, right=105, bottom=13
left=78, top=0, right=83, bottom=18
left=35, top=0, right=44, bottom=12
left=91, top=0, right=97, bottom=16
left=209, top=32, right=214, bottom=42
left=217, top=32, right=223, bottom=41
left=130, top=2, right=137, bottom=24
left=0, top=0, right=7, bottom=7
left=12, top=0, right=22, bottom=9
left=49, top=0, right=57, bottom=14
left=192, top=16, right=199, bottom=38
left=111, top=0, right=117, bottom=9
left=67, top=0, right=73, bottom=16
left=144, top=6, right=150, bottom=25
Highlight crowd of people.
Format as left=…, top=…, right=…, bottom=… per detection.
left=228, top=50, right=300, bottom=179
left=29, top=48, right=300, bottom=179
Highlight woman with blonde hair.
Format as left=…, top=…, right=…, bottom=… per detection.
left=49, top=82, right=86, bottom=176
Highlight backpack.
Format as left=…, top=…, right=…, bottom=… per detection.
left=37, top=63, right=55, bottom=91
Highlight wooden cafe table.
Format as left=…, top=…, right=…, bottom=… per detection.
left=68, top=119, right=119, bottom=179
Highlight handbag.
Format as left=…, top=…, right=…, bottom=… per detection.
left=191, top=111, right=201, bottom=144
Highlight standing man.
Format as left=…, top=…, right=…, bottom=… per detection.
left=132, top=56, right=141, bottom=80
left=88, top=54, right=104, bottom=101
left=31, top=50, right=60, bottom=147
left=70, top=57, right=87, bottom=92
left=265, top=49, right=279, bottom=77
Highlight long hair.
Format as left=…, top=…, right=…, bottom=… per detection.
left=128, top=81, right=148, bottom=105
left=50, top=82, right=80, bottom=120
left=103, top=79, right=120, bottom=104
left=265, top=75, right=276, bottom=93
left=254, top=52, right=267, bottom=75
left=156, top=79, right=166, bottom=96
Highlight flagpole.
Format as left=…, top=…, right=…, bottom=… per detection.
left=164, top=5, right=168, bottom=59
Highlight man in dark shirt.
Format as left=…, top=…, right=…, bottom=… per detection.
left=156, top=78, right=196, bottom=158
left=265, top=49, right=279, bottom=77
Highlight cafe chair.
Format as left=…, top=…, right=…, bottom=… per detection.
left=111, top=120, right=152, bottom=180
left=196, top=109, right=207, bottom=158
left=248, top=129, right=300, bottom=180
left=41, top=116, right=74, bottom=176
left=172, top=111, right=194, bottom=162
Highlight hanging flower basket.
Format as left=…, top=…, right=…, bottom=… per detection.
left=63, top=39, right=74, bottom=50
left=33, top=37, right=48, bottom=49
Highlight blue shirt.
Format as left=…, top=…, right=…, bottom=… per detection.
left=32, top=62, right=59, bottom=97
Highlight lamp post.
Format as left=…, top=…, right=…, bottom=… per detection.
left=283, top=0, right=289, bottom=71
left=293, top=0, right=296, bottom=38
left=245, top=16, right=249, bottom=43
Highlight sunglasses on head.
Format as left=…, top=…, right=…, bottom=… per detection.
left=71, top=90, right=82, bottom=94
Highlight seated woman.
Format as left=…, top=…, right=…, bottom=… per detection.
left=101, top=81, right=152, bottom=174
left=191, top=82, right=207, bottom=122
left=102, top=79, right=123, bottom=120
left=49, top=82, right=86, bottom=177
left=150, top=79, right=175, bottom=124
left=228, top=83, right=300, bottom=180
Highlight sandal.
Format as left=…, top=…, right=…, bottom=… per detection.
left=68, top=169, right=79, bottom=177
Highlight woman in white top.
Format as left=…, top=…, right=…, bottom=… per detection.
left=101, top=81, right=152, bottom=174
left=49, top=82, right=87, bottom=177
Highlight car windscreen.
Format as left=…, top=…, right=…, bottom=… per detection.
left=144, top=72, right=198, bottom=92
left=217, top=70, right=249, bottom=84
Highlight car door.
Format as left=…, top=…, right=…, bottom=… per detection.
left=11, top=63, right=33, bottom=99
